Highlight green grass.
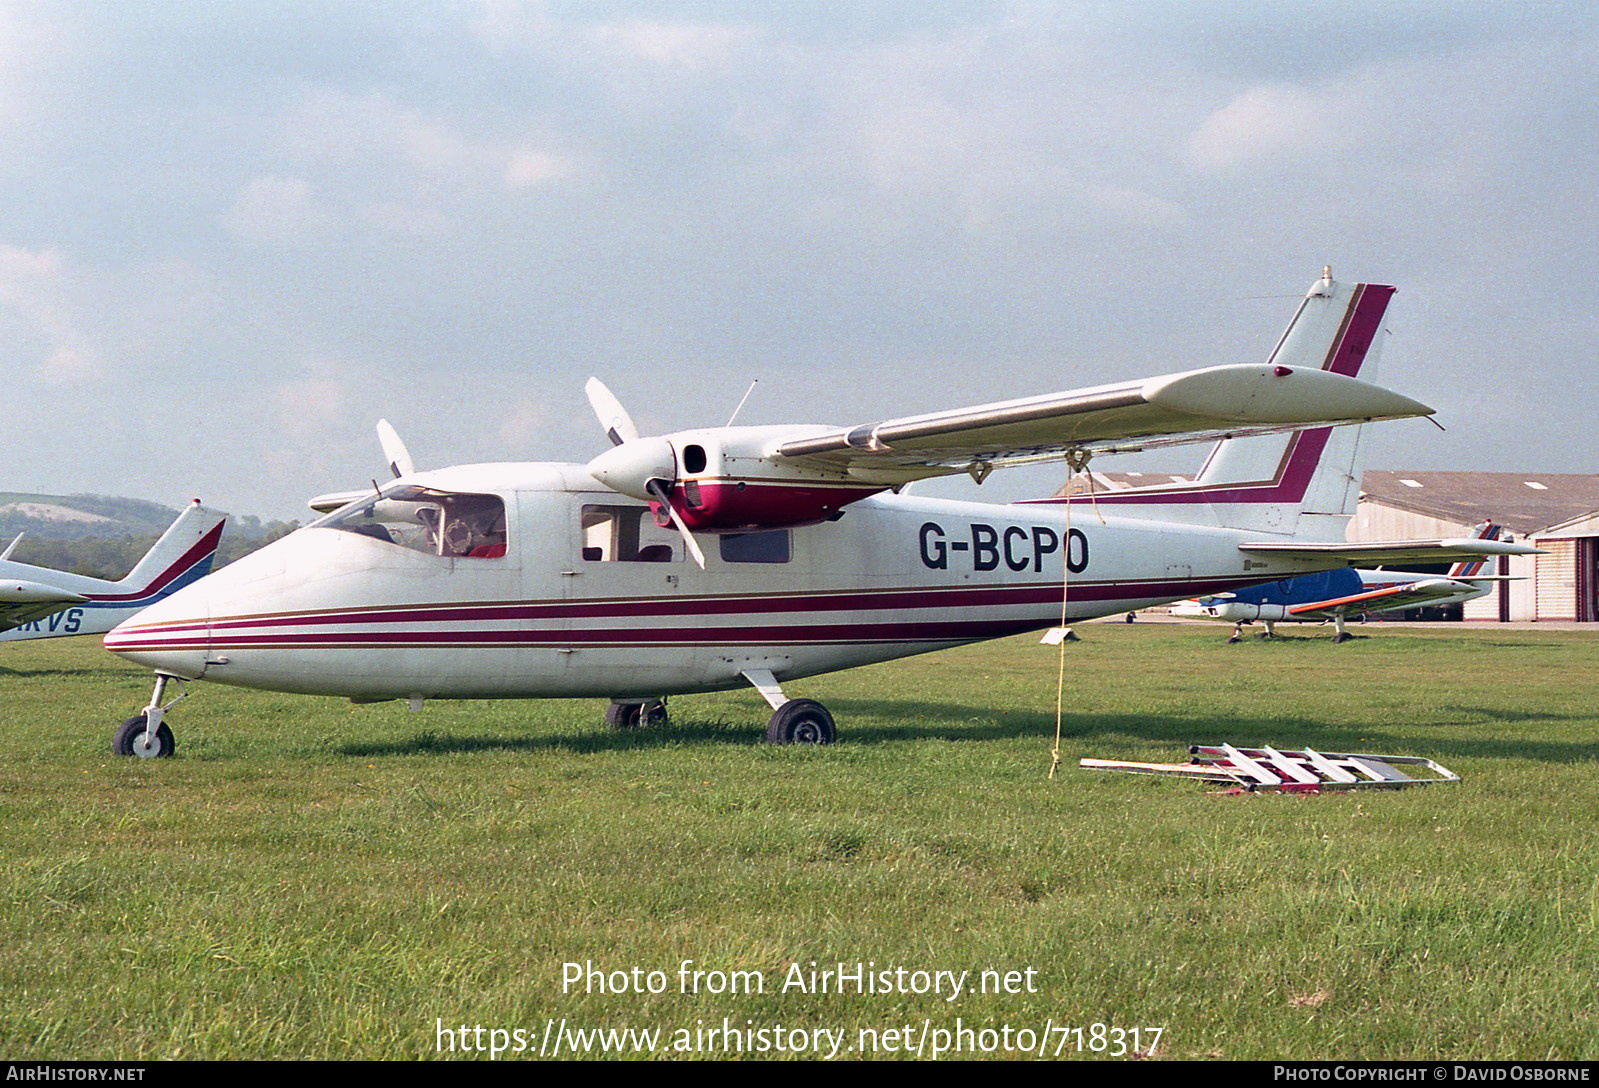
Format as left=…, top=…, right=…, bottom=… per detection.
left=3, top=623, right=1598, bottom=1060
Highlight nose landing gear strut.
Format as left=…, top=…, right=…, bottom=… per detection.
left=112, top=674, right=188, bottom=758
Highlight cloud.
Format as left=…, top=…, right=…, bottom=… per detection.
left=1185, top=83, right=1345, bottom=173
left=503, top=149, right=575, bottom=189
left=222, top=176, right=338, bottom=243
left=0, top=244, right=101, bottom=381
left=588, top=20, right=757, bottom=69
left=272, top=374, right=346, bottom=446
left=0, top=2, right=70, bottom=133
left=272, top=89, right=580, bottom=206
left=495, top=396, right=548, bottom=451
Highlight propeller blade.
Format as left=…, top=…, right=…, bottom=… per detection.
left=645, top=480, right=706, bottom=570
left=376, top=419, right=415, bottom=478
left=585, top=378, right=639, bottom=447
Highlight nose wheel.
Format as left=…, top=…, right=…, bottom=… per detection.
left=112, top=674, right=188, bottom=758
left=112, top=715, right=174, bottom=758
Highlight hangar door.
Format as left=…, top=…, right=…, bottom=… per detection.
left=1536, top=538, right=1598, bottom=622
left=1583, top=538, right=1598, bottom=622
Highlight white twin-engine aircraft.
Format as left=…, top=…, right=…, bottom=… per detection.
left=1, top=501, right=225, bottom=644
left=104, top=273, right=1534, bottom=757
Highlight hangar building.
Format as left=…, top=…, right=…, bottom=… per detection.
left=1351, top=472, right=1599, bottom=623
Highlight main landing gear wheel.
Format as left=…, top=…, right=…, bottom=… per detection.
left=765, top=699, right=836, bottom=746
left=604, top=700, right=668, bottom=729
left=112, top=715, right=174, bottom=759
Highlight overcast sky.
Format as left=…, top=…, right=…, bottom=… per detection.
left=6, top=1, right=1597, bottom=520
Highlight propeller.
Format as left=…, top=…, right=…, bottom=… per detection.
left=584, top=378, right=706, bottom=569
left=307, top=420, right=419, bottom=514
left=584, top=378, right=639, bottom=447
left=376, top=419, right=414, bottom=479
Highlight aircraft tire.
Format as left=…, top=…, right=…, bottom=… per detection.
left=112, top=715, right=175, bottom=759
left=765, top=699, right=835, bottom=746
left=605, top=701, right=668, bottom=729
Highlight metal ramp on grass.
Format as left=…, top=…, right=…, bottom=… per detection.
left=1080, top=743, right=1459, bottom=792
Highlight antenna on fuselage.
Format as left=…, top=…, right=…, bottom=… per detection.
left=726, top=379, right=759, bottom=427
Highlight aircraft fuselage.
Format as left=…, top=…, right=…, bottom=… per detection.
left=105, top=462, right=1329, bottom=702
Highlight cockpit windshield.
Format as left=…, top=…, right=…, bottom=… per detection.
left=312, top=484, right=508, bottom=559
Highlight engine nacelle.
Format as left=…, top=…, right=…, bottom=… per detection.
left=657, top=476, right=885, bottom=533
left=590, top=425, right=889, bottom=533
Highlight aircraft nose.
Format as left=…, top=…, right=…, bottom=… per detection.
left=103, top=579, right=211, bottom=680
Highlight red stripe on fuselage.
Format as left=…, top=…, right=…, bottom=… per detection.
left=103, top=575, right=1268, bottom=653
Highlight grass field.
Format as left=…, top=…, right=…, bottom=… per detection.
left=3, top=622, right=1598, bottom=1061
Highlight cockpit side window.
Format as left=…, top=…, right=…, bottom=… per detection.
left=313, top=485, right=508, bottom=559
left=581, top=504, right=680, bottom=563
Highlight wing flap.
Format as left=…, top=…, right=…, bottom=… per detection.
left=775, top=363, right=1432, bottom=477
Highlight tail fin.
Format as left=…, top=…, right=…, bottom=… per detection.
left=1068, top=272, right=1396, bottom=537
left=106, top=500, right=227, bottom=605
left=1447, top=522, right=1502, bottom=577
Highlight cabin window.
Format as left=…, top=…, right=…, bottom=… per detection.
left=719, top=530, right=790, bottom=564
left=313, top=485, right=508, bottom=559
left=581, top=504, right=682, bottom=563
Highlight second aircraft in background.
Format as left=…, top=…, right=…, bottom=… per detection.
left=1170, top=523, right=1508, bottom=642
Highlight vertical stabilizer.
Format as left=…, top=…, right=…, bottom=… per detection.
left=113, top=500, right=227, bottom=600
left=0, top=501, right=227, bottom=642
left=1447, top=522, right=1502, bottom=578
left=1064, top=273, right=1396, bottom=537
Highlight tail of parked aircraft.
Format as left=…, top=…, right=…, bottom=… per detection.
left=0, top=500, right=226, bottom=642
left=110, top=500, right=227, bottom=601
left=1063, top=272, right=1396, bottom=539
left=1445, top=522, right=1503, bottom=578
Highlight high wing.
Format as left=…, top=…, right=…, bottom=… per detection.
left=1237, top=538, right=1538, bottom=566
left=0, top=582, right=89, bottom=632
left=772, top=362, right=1432, bottom=479
left=1285, top=577, right=1487, bottom=620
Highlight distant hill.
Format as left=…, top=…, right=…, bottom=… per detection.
left=0, top=493, right=298, bottom=579
left=0, top=492, right=188, bottom=539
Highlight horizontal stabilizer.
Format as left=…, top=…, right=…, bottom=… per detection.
left=1238, top=538, right=1540, bottom=566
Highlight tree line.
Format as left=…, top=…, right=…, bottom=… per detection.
left=6, top=517, right=301, bottom=580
